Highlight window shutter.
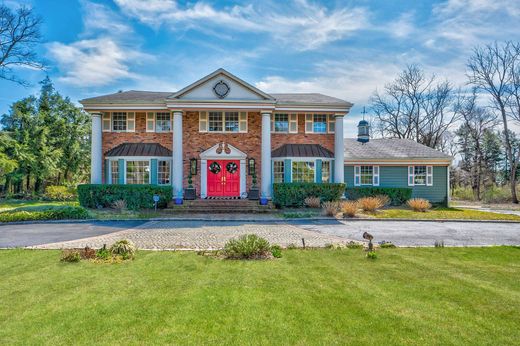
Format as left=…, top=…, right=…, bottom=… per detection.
left=354, top=166, right=361, bottom=186
left=239, top=112, right=247, bottom=133
left=289, top=114, right=298, bottom=133
left=146, top=112, right=155, bottom=132
left=126, top=112, right=135, bottom=132
left=427, top=166, right=433, bottom=186
left=328, top=114, right=335, bottom=133
left=199, top=111, right=208, bottom=132
left=408, top=166, right=414, bottom=186
left=102, top=112, right=111, bottom=132
left=271, top=114, right=274, bottom=132
left=170, top=112, right=173, bottom=132
left=373, top=166, right=380, bottom=186
left=305, top=114, right=313, bottom=133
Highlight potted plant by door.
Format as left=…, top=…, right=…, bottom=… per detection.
left=185, top=173, right=196, bottom=200
left=248, top=173, right=259, bottom=200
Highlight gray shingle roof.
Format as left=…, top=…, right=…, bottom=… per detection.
left=81, top=91, right=174, bottom=104
left=344, top=138, right=452, bottom=161
left=271, top=93, right=350, bottom=106
left=272, top=144, right=334, bottom=158
left=105, top=143, right=172, bottom=157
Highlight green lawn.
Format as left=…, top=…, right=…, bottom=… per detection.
left=0, top=199, right=77, bottom=212
left=1, top=248, right=519, bottom=345
left=373, top=207, right=520, bottom=221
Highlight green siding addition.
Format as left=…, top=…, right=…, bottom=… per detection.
left=344, top=165, right=448, bottom=203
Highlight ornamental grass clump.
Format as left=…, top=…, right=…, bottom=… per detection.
left=342, top=201, right=359, bottom=218
left=322, top=201, right=341, bottom=216
left=304, top=196, right=321, bottom=209
left=223, top=234, right=272, bottom=259
left=375, top=195, right=391, bottom=207
left=358, top=197, right=384, bottom=213
left=60, top=250, right=81, bottom=263
left=407, top=198, right=432, bottom=212
left=110, top=239, right=137, bottom=260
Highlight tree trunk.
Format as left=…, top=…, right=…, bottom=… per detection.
left=498, top=101, right=518, bottom=203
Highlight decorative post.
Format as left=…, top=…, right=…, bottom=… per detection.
left=172, top=110, right=183, bottom=202
left=90, top=112, right=103, bottom=184
left=261, top=111, right=272, bottom=200
left=334, top=114, right=345, bottom=184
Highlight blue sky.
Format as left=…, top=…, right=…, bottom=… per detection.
left=1, top=0, right=520, bottom=136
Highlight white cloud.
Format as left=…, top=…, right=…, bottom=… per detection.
left=81, top=0, right=132, bottom=36
left=386, top=12, right=415, bottom=38
left=47, top=38, right=149, bottom=87
left=114, top=0, right=368, bottom=51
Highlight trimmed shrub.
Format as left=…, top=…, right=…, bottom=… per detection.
left=271, top=244, right=282, bottom=258
left=322, top=201, right=341, bottom=216
left=78, top=184, right=173, bottom=210
left=366, top=251, right=378, bottom=260
left=273, top=183, right=345, bottom=208
left=407, top=198, right=432, bottom=212
left=380, top=242, right=396, bottom=248
left=304, top=196, right=321, bottom=208
left=223, top=234, right=271, bottom=259
left=60, top=250, right=81, bottom=263
left=110, top=239, right=137, bottom=260
left=342, top=201, right=359, bottom=218
left=0, top=206, right=90, bottom=223
left=358, top=197, right=384, bottom=212
left=44, top=185, right=77, bottom=201
left=345, top=187, right=412, bottom=206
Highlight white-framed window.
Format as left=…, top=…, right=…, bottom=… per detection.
left=273, top=161, right=284, bottom=183
left=305, top=114, right=334, bottom=133
left=110, top=160, right=119, bottom=184
left=408, top=165, right=433, bottom=186
left=156, top=112, right=171, bottom=132
left=354, top=165, right=379, bottom=186
left=157, top=160, right=171, bottom=185
left=274, top=113, right=289, bottom=132
left=112, top=112, right=127, bottom=131
left=126, top=160, right=150, bottom=184
left=201, top=111, right=247, bottom=133
left=322, top=161, right=330, bottom=183
left=292, top=161, right=315, bottom=183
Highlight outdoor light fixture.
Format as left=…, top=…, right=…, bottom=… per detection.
left=190, top=158, right=198, bottom=175
left=248, top=158, right=255, bottom=175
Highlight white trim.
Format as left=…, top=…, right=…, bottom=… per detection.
left=373, top=165, right=380, bottom=186
left=122, top=158, right=151, bottom=185
left=84, top=105, right=168, bottom=110
left=275, top=107, right=349, bottom=112
left=146, top=112, right=155, bottom=133
left=345, top=160, right=451, bottom=165
left=106, top=156, right=171, bottom=160
left=354, top=166, right=361, bottom=186
left=167, top=103, right=276, bottom=109
left=426, top=165, right=433, bottom=186
left=447, top=166, right=451, bottom=204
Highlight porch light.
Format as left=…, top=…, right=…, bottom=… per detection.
left=248, top=158, right=255, bottom=175
left=190, top=158, right=198, bottom=175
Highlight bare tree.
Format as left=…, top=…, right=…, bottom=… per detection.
left=0, top=5, right=43, bottom=85
left=467, top=41, right=520, bottom=203
left=370, top=65, right=460, bottom=150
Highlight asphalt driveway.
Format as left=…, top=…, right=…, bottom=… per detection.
left=1, top=219, right=520, bottom=249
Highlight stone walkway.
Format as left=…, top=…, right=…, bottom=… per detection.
left=30, top=220, right=351, bottom=250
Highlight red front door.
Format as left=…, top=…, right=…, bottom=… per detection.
left=207, top=160, right=240, bottom=197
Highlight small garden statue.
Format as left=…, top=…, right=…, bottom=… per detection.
left=363, top=231, right=374, bottom=251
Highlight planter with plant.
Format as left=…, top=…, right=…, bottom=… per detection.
left=248, top=173, right=259, bottom=200
left=185, top=173, right=196, bottom=200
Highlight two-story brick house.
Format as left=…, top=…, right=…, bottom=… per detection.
left=81, top=68, right=452, bottom=204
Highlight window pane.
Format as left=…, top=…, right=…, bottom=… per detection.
left=111, top=161, right=119, bottom=184
left=292, top=161, right=315, bottom=182
left=156, top=112, right=171, bottom=132
left=274, top=113, right=289, bottom=132
left=158, top=160, right=171, bottom=185
left=322, top=161, right=330, bottom=183
left=414, top=166, right=427, bottom=185
left=209, top=112, right=223, bottom=132
left=360, top=165, right=373, bottom=185
left=273, top=161, right=284, bottom=183
left=126, top=161, right=150, bottom=184
left=313, top=114, right=327, bottom=133
left=112, top=112, right=127, bottom=131
left=225, top=112, right=239, bottom=132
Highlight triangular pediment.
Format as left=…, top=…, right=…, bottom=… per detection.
left=200, top=142, right=247, bottom=159
left=169, top=68, right=274, bottom=101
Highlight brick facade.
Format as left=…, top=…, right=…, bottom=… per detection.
left=101, top=110, right=335, bottom=195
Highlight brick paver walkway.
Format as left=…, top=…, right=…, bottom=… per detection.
left=30, top=220, right=352, bottom=250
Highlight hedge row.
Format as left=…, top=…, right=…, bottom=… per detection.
left=273, top=183, right=345, bottom=208
left=0, top=206, right=90, bottom=223
left=77, top=184, right=173, bottom=210
left=345, top=187, right=412, bottom=205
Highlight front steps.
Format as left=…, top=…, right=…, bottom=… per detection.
left=166, top=199, right=275, bottom=214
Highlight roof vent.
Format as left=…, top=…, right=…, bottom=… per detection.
left=357, top=119, right=370, bottom=143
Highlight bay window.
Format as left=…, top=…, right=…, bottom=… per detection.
left=322, top=161, right=330, bottom=183
left=126, top=161, right=150, bottom=184
left=158, top=160, right=171, bottom=185
left=292, top=161, right=315, bottom=182
left=110, top=160, right=119, bottom=184
left=273, top=161, right=284, bottom=183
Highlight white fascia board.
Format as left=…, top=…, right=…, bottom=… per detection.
left=344, top=160, right=451, bottom=165
left=274, top=106, right=349, bottom=113
left=106, top=156, right=172, bottom=160
left=83, top=104, right=168, bottom=110
left=167, top=103, right=276, bottom=110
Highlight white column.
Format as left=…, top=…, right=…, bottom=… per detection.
left=200, top=159, right=207, bottom=199
left=261, top=111, right=272, bottom=199
left=334, top=114, right=345, bottom=184
left=90, top=112, right=103, bottom=184
left=172, top=111, right=183, bottom=199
